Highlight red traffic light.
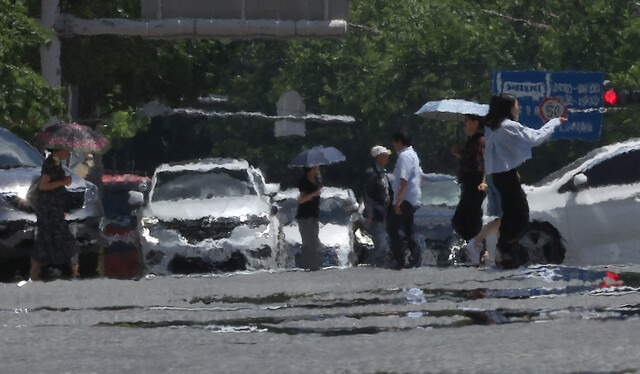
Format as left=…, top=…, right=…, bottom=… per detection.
left=604, top=89, right=618, bottom=105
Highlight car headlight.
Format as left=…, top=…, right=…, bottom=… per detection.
left=141, top=217, right=159, bottom=227
left=0, top=193, right=31, bottom=212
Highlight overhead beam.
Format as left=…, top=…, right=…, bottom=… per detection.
left=140, top=0, right=349, bottom=22
left=56, top=15, right=348, bottom=39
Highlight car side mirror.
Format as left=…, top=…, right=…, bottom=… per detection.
left=264, top=183, right=280, bottom=196
left=128, top=190, right=146, bottom=206
left=572, top=173, right=588, bottom=190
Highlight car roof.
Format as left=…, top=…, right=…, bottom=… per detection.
left=155, top=158, right=251, bottom=174
left=536, top=137, right=640, bottom=186
left=0, top=127, right=44, bottom=168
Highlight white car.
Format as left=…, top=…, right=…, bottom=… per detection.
left=518, top=138, right=640, bottom=266
left=131, top=158, right=281, bottom=275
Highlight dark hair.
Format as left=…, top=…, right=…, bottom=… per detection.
left=303, top=167, right=312, bottom=173
left=465, top=114, right=484, bottom=130
left=392, top=129, right=411, bottom=146
left=484, top=93, right=517, bottom=130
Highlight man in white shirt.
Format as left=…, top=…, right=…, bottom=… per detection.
left=388, top=130, right=422, bottom=269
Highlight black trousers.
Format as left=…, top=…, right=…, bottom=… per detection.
left=451, top=174, right=485, bottom=241
left=387, top=201, right=419, bottom=269
left=492, top=168, right=530, bottom=266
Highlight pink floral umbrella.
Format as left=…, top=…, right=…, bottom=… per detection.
left=35, top=122, right=110, bottom=154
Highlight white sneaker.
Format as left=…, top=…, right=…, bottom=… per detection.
left=465, top=239, right=481, bottom=266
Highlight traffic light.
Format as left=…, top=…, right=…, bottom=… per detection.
left=603, top=80, right=640, bottom=105
left=604, top=88, right=618, bottom=105
left=604, top=80, right=617, bottom=105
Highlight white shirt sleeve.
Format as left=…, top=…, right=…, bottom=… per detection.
left=395, top=154, right=409, bottom=181
left=502, top=118, right=562, bottom=147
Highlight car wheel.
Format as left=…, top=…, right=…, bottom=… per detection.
left=517, top=221, right=566, bottom=265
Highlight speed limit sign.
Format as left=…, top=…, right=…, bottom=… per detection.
left=539, top=97, right=568, bottom=122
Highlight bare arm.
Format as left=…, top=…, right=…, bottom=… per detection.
left=478, top=175, right=488, bottom=192
left=298, top=187, right=321, bottom=204
left=39, top=174, right=72, bottom=191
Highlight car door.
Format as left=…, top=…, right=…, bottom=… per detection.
left=566, top=149, right=640, bottom=263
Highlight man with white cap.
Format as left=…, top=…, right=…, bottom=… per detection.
left=362, top=145, right=393, bottom=267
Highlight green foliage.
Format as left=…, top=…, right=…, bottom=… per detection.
left=9, top=0, right=640, bottom=189
left=0, top=0, right=64, bottom=138
left=101, top=109, right=150, bottom=149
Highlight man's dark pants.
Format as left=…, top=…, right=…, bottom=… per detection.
left=387, top=201, right=419, bottom=269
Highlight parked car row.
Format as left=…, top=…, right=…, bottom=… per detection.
left=2, top=125, right=640, bottom=278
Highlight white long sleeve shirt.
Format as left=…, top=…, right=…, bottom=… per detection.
left=484, top=118, right=562, bottom=175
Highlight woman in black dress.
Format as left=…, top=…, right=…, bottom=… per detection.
left=30, top=149, right=79, bottom=280
left=296, top=166, right=323, bottom=270
left=451, top=114, right=486, bottom=264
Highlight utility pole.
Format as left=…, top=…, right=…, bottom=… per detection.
left=40, top=0, right=62, bottom=127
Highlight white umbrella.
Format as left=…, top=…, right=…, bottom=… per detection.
left=415, top=99, right=489, bottom=122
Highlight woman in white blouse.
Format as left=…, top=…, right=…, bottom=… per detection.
left=484, top=93, right=568, bottom=268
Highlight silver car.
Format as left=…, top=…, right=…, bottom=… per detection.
left=413, top=173, right=463, bottom=266
left=132, top=158, right=281, bottom=275
left=273, top=187, right=362, bottom=268
left=0, top=127, right=105, bottom=280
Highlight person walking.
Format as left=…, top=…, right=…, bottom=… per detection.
left=362, top=145, right=394, bottom=267
left=30, top=149, right=79, bottom=280
left=388, top=130, right=422, bottom=269
left=484, top=93, right=568, bottom=269
left=296, top=166, right=323, bottom=270
left=450, top=114, right=486, bottom=265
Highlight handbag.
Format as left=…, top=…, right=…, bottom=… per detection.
left=26, top=175, right=42, bottom=209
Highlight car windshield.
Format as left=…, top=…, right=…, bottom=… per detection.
left=421, top=179, right=459, bottom=207
left=152, top=168, right=256, bottom=201
left=319, top=198, right=352, bottom=225
left=535, top=147, right=608, bottom=186
left=0, top=128, right=43, bottom=168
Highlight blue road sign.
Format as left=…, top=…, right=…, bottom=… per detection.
left=492, top=70, right=603, bottom=141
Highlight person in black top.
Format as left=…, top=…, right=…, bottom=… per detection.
left=30, top=149, right=79, bottom=280
left=362, top=145, right=393, bottom=266
left=296, top=166, right=322, bottom=270
left=450, top=114, right=486, bottom=265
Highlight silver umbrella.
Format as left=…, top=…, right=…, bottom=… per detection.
left=288, top=146, right=346, bottom=168
left=415, top=99, right=489, bottom=122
